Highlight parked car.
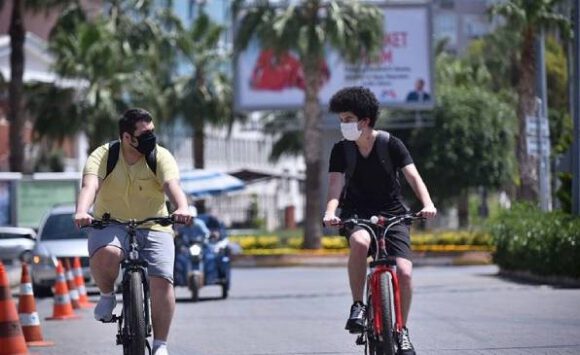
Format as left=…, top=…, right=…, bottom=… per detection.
left=0, top=226, right=37, bottom=264
left=32, top=204, right=91, bottom=295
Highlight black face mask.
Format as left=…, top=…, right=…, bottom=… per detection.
left=133, top=131, right=157, bottom=155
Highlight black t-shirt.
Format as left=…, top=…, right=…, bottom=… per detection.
left=328, top=135, right=414, bottom=216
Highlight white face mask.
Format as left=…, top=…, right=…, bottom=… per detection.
left=340, top=122, right=362, bottom=141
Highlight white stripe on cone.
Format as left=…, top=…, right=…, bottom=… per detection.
left=19, top=312, right=41, bottom=326
left=70, top=289, right=79, bottom=300
left=55, top=294, right=71, bottom=305
left=20, top=282, right=34, bottom=295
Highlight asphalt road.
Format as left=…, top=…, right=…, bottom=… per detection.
left=22, top=265, right=580, bottom=355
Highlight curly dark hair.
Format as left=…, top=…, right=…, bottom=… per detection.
left=329, top=86, right=379, bottom=127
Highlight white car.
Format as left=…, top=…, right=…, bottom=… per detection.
left=0, top=226, right=36, bottom=263
left=32, top=204, right=91, bottom=295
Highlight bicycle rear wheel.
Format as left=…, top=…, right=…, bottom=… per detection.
left=367, top=272, right=396, bottom=355
left=123, top=271, right=146, bottom=355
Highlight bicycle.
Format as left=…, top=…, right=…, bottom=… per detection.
left=341, top=213, right=423, bottom=355
left=85, top=214, right=178, bottom=355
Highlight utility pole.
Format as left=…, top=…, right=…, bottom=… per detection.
left=535, top=29, right=551, bottom=211
left=573, top=0, right=580, bottom=215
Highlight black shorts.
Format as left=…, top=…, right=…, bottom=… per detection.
left=339, top=210, right=412, bottom=261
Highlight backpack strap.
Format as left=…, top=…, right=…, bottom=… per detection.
left=105, top=140, right=157, bottom=179
left=375, top=130, right=393, bottom=176
left=105, top=140, right=121, bottom=179
left=343, top=140, right=357, bottom=190
left=146, top=146, right=157, bottom=175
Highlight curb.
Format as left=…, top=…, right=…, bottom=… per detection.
left=498, top=269, right=580, bottom=288
left=231, top=251, right=492, bottom=268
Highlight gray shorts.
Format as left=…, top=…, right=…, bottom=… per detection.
left=87, top=226, right=175, bottom=283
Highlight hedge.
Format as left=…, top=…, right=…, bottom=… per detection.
left=229, top=230, right=492, bottom=251
left=489, top=204, right=580, bottom=279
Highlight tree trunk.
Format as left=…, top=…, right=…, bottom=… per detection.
left=192, top=70, right=206, bottom=213
left=302, top=55, right=323, bottom=249
left=193, top=119, right=206, bottom=213
left=457, top=189, right=469, bottom=229
left=8, top=0, right=25, bottom=172
left=516, top=27, right=539, bottom=202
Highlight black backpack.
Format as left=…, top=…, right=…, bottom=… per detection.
left=341, top=130, right=393, bottom=200
left=104, top=140, right=157, bottom=179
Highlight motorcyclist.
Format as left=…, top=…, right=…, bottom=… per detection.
left=174, top=206, right=209, bottom=285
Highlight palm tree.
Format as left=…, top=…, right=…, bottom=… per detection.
left=0, top=0, right=74, bottom=172
left=491, top=0, right=570, bottom=202
left=177, top=11, right=233, bottom=169
left=235, top=0, right=383, bottom=249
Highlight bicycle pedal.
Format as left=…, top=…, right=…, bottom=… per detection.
left=100, top=315, right=119, bottom=323
left=356, top=334, right=366, bottom=346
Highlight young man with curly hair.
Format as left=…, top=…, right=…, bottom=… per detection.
left=323, top=86, right=436, bottom=355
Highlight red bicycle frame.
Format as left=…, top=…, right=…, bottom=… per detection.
left=370, top=266, right=404, bottom=335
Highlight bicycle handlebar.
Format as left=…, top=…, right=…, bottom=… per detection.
left=340, top=212, right=424, bottom=229
left=82, top=214, right=179, bottom=229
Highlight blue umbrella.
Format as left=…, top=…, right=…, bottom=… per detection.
left=180, top=170, right=245, bottom=198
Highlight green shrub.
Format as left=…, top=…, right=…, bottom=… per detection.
left=489, top=204, right=580, bottom=279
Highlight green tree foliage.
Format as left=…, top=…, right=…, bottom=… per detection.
left=409, top=54, right=515, bottom=226
left=491, top=0, right=570, bottom=202
left=176, top=10, right=233, bottom=169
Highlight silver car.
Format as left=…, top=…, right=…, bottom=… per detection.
left=0, top=226, right=36, bottom=263
left=32, top=204, right=91, bottom=295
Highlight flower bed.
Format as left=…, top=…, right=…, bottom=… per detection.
left=229, top=230, right=494, bottom=255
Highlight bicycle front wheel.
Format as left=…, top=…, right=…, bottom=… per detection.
left=378, top=272, right=396, bottom=355
left=124, top=271, right=147, bottom=355
left=367, top=272, right=396, bottom=355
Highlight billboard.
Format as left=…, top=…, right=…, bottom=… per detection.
left=235, top=2, right=434, bottom=111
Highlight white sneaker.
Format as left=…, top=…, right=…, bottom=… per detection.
left=153, top=345, right=168, bottom=355
left=94, top=294, right=116, bottom=322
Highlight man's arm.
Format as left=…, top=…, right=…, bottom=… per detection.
left=401, top=164, right=437, bottom=218
left=323, top=172, right=345, bottom=226
left=74, top=174, right=101, bottom=227
left=164, top=179, right=192, bottom=224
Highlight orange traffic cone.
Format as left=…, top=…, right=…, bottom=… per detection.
left=17, top=263, right=54, bottom=347
left=63, top=259, right=81, bottom=309
left=72, top=257, right=93, bottom=308
left=0, top=261, right=28, bottom=355
left=45, top=260, right=80, bottom=321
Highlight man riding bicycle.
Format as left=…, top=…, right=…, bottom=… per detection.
left=74, top=108, right=192, bottom=355
left=323, top=87, right=436, bottom=355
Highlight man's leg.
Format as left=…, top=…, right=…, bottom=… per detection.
left=345, top=228, right=370, bottom=333
left=395, top=257, right=413, bottom=325
left=150, top=276, right=175, bottom=341
left=90, top=246, right=123, bottom=321
left=348, top=229, right=371, bottom=302
left=396, top=257, right=416, bottom=355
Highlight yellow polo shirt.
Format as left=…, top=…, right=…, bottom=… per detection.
left=83, top=143, right=179, bottom=233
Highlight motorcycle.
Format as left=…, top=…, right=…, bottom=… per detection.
left=174, top=228, right=231, bottom=302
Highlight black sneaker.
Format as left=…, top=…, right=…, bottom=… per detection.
left=345, top=301, right=366, bottom=333
left=397, top=327, right=416, bottom=355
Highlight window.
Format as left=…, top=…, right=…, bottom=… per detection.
left=40, top=214, right=87, bottom=240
